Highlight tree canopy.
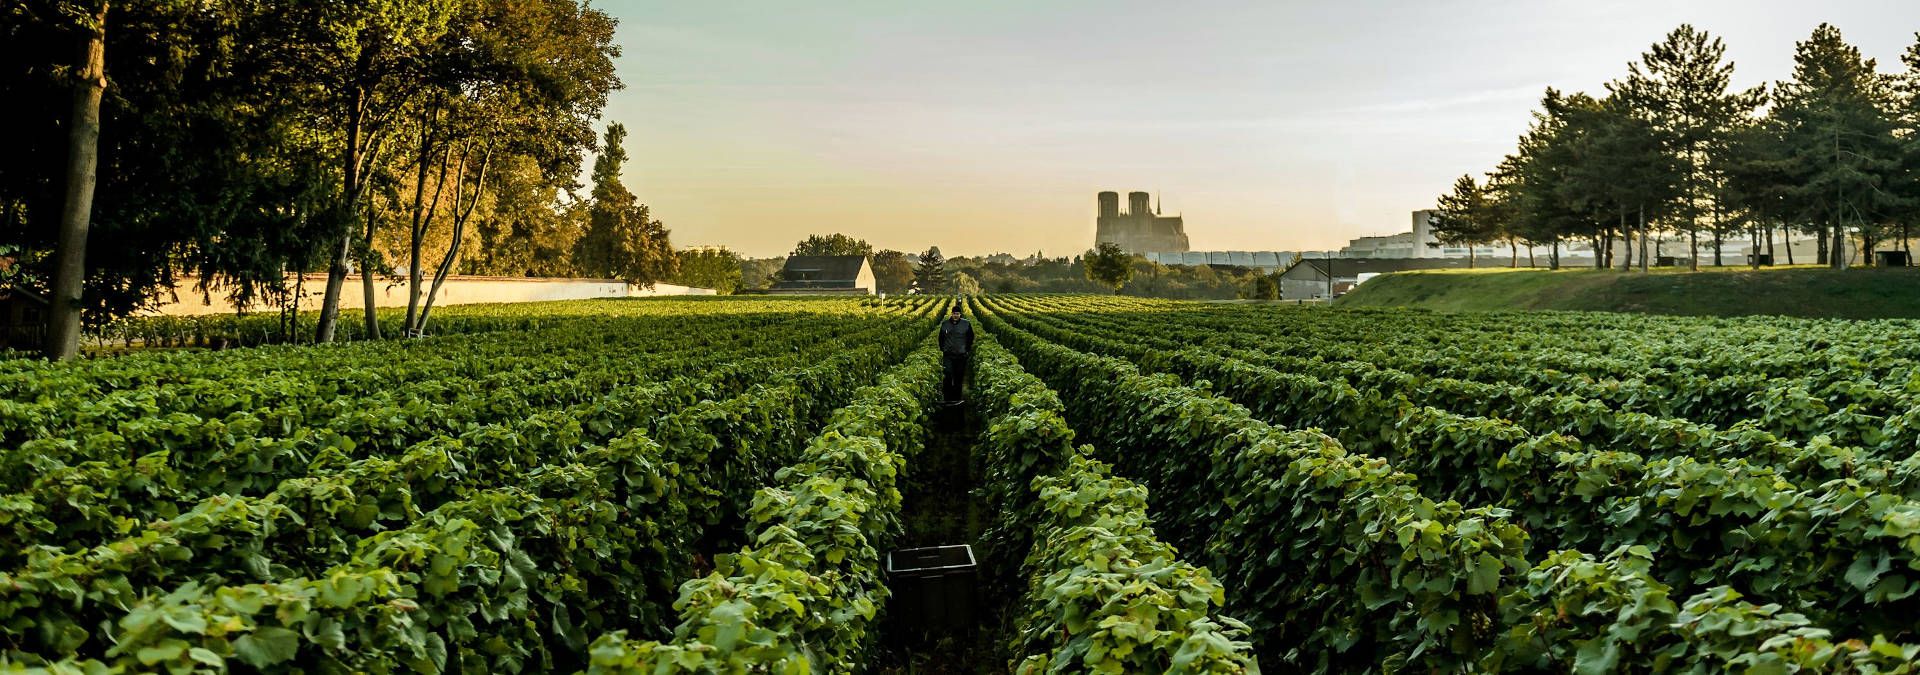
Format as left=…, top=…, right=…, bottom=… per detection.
left=1083, top=242, right=1134, bottom=291
left=791, top=234, right=873, bottom=258
left=1, top=0, right=626, bottom=349
left=1437, top=23, right=1916, bottom=272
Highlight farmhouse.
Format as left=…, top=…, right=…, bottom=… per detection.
left=1277, top=257, right=1473, bottom=300
left=768, top=255, right=877, bottom=295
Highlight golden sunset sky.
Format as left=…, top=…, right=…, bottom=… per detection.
left=597, top=0, right=1920, bottom=258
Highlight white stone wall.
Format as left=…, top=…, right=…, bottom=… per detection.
left=152, top=275, right=715, bottom=316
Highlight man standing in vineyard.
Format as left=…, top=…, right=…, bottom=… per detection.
left=940, top=304, right=974, bottom=404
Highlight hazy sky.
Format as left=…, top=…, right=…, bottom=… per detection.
left=598, top=1, right=1920, bottom=258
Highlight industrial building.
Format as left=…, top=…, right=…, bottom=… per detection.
left=1095, top=191, right=1189, bottom=254
left=1141, top=251, right=1296, bottom=272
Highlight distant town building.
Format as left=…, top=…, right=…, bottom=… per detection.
left=1096, top=191, right=1189, bottom=254
left=1334, top=210, right=1510, bottom=259
left=768, top=255, right=876, bottom=295
left=1142, top=251, right=1296, bottom=272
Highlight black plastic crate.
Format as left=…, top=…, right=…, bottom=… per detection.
left=887, top=545, right=978, bottom=636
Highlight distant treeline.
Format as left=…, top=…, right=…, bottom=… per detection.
left=1430, top=24, right=1920, bottom=271
left=749, top=234, right=1284, bottom=300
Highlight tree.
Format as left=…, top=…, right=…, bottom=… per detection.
left=1083, top=242, right=1134, bottom=291
left=870, top=249, right=913, bottom=294
left=1611, top=25, right=1765, bottom=270
left=573, top=123, right=677, bottom=285
left=464, top=157, right=588, bottom=276
left=1891, top=34, right=1920, bottom=259
left=671, top=248, right=743, bottom=294
left=1770, top=24, right=1903, bottom=269
left=41, top=0, right=109, bottom=359
left=914, top=246, right=948, bottom=295
left=9, top=1, right=335, bottom=353
left=305, top=0, right=465, bottom=343
left=1429, top=174, right=1499, bottom=268
left=402, top=0, right=618, bottom=335
left=951, top=271, right=982, bottom=297
left=1563, top=92, right=1682, bottom=271
left=1251, top=273, right=1280, bottom=300
left=738, top=257, right=785, bottom=290
left=791, top=233, right=872, bottom=258
left=1719, top=106, right=1798, bottom=268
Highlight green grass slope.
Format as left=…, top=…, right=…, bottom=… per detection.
left=1335, top=266, right=1920, bottom=319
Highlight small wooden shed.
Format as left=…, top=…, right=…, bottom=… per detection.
left=0, top=287, right=49, bottom=352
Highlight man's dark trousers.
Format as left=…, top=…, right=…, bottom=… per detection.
left=942, top=353, right=969, bottom=403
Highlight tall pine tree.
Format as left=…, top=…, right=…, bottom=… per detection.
left=1430, top=174, right=1498, bottom=268
left=573, top=123, right=677, bottom=284
left=1770, top=24, right=1902, bottom=269
left=914, top=246, right=947, bottom=295
left=1612, top=25, right=1764, bottom=269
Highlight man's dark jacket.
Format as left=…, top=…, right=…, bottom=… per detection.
left=940, top=317, right=974, bottom=356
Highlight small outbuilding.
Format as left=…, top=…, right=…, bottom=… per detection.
left=769, top=255, right=877, bottom=295
left=0, top=287, right=50, bottom=351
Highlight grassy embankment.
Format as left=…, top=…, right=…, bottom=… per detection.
left=1335, top=265, right=1920, bottom=319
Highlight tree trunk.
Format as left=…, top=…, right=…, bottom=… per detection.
left=405, top=119, right=450, bottom=336
left=1621, top=212, right=1633, bottom=272
left=1467, top=247, right=1475, bottom=269
left=1509, top=239, right=1518, bottom=268
left=1831, top=223, right=1846, bottom=270
left=289, top=269, right=302, bottom=343
left=316, top=84, right=367, bottom=343
left=359, top=198, right=380, bottom=339
left=317, top=232, right=350, bottom=343
left=1550, top=237, right=1560, bottom=270
left=1766, top=225, right=1776, bottom=265
left=1688, top=228, right=1699, bottom=272
left=404, top=124, right=434, bottom=335
left=417, top=144, right=492, bottom=335
left=44, top=1, right=109, bottom=361
left=1638, top=205, right=1649, bottom=272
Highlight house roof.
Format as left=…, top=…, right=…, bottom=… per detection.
left=778, top=255, right=870, bottom=281
left=0, top=287, right=48, bottom=305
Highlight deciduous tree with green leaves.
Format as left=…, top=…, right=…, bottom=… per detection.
left=671, top=248, right=743, bottom=294
left=304, top=0, right=464, bottom=343
left=870, top=249, right=914, bottom=294
left=1082, top=242, right=1134, bottom=291
left=952, top=270, right=982, bottom=297
left=790, top=233, right=873, bottom=258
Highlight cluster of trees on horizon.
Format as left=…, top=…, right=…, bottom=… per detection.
left=759, top=235, right=1282, bottom=300
left=3, top=0, right=695, bottom=359
left=1430, top=24, right=1920, bottom=272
